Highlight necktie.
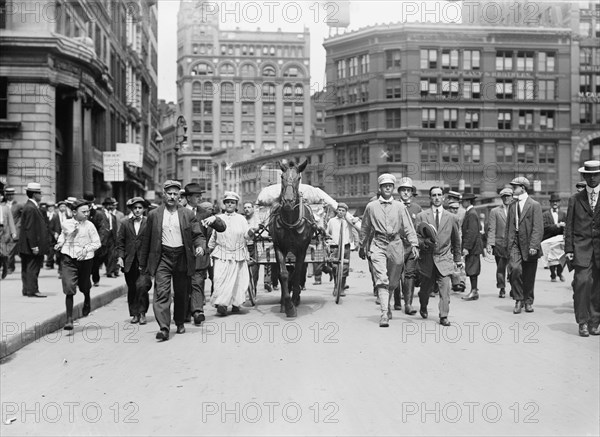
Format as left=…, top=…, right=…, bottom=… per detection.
left=516, top=202, right=521, bottom=230
left=590, top=191, right=597, bottom=210
left=435, top=209, right=440, bottom=230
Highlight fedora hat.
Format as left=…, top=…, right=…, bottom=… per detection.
left=184, top=183, right=204, bottom=196
left=25, top=182, right=42, bottom=193
left=102, top=197, right=116, bottom=205
left=549, top=193, right=561, bottom=202
left=461, top=193, right=477, bottom=202
left=578, top=160, right=600, bottom=174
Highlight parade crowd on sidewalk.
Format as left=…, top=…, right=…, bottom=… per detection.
left=1, top=160, right=598, bottom=339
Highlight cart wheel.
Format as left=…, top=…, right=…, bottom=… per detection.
left=334, top=222, right=345, bottom=304
left=247, top=268, right=257, bottom=306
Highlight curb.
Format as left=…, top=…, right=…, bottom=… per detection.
left=0, top=284, right=127, bottom=360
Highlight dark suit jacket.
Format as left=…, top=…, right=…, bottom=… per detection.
left=139, top=205, right=205, bottom=276
left=18, top=199, right=49, bottom=256
left=89, top=208, right=110, bottom=246
left=504, top=196, right=544, bottom=262
left=415, top=208, right=461, bottom=276
left=542, top=209, right=566, bottom=241
left=116, top=216, right=148, bottom=273
left=462, top=207, right=483, bottom=255
left=194, top=208, right=226, bottom=271
left=565, top=189, right=600, bottom=268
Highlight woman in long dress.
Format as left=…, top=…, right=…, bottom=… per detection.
left=207, top=191, right=256, bottom=316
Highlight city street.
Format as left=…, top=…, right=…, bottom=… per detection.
left=1, top=256, right=598, bottom=436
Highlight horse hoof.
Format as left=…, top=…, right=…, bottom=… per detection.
left=292, top=296, right=301, bottom=306
left=280, top=305, right=285, bottom=313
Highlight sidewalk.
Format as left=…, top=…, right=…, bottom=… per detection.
left=0, top=264, right=127, bottom=359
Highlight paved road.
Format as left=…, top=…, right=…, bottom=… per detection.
left=0, top=256, right=598, bottom=436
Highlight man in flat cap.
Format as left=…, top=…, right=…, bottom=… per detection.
left=359, top=173, right=419, bottom=327
left=504, top=177, right=543, bottom=314
left=542, top=192, right=566, bottom=282
left=565, top=160, right=600, bottom=337
left=139, top=180, right=206, bottom=341
left=460, top=193, right=483, bottom=301
left=327, top=202, right=356, bottom=296
left=19, top=183, right=49, bottom=297
left=486, top=188, right=513, bottom=298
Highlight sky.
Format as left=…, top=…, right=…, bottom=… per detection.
left=156, top=0, right=465, bottom=103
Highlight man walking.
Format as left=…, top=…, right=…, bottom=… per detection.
left=139, top=181, right=205, bottom=341
left=85, top=192, right=109, bottom=287
left=486, top=188, right=513, bottom=298
left=327, top=202, right=355, bottom=297
left=0, top=190, right=17, bottom=280
left=359, top=174, right=419, bottom=327
left=565, top=160, right=600, bottom=337
left=101, top=197, right=119, bottom=278
left=504, top=177, right=544, bottom=314
left=4, top=187, right=22, bottom=274
left=461, top=193, right=483, bottom=301
left=542, top=192, right=566, bottom=282
left=415, top=187, right=462, bottom=326
left=19, top=183, right=49, bottom=297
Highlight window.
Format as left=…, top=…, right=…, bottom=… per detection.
left=348, top=146, right=358, bottom=166
left=204, top=120, right=213, bottom=133
left=516, top=79, right=534, bottom=100
left=220, top=82, right=234, bottom=101
left=420, top=49, right=437, bottom=69
left=283, top=103, right=293, bottom=117
left=516, top=52, right=534, bottom=72
left=336, top=176, right=346, bottom=197
left=465, top=110, right=479, bottom=129
left=348, top=114, right=356, bottom=133
left=294, top=84, right=303, bottom=98
left=580, top=48, right=592, bottom=66
left=263, top=102, right=276, bottom=116
left=386, top=79, right=401, bottom=99
left=441, top=143, right=460, bottom=163
left=336, top=59, right=346, bottom=79
left=192, top=101, right=202, bottom=114
left=283, top=66, right=302, bottom=78
left=496, top=51, right=513, bottom=71
left=442, top=79, right=459, bottom=97
left=1, top=77, right=7, bottom=118
left=386, top=50, right=401, bottom=69
left=421, top=78, right=438, bottom=96
left=580, top=104, right=592, bottom=124
left=283, top=84, right=293, bottom=99
left=580, top=75, right=591, bottom=93
left=336, top=116, right=344, bottom=134
left=263, top=121, right=276, bottom=135
left=463, top=79, right=481, bottom=99
left=386, top=109, right=401, bottom=128
left=360, top=112, right=369, bottom=131
left=498, top=110, right=512, bottom=129
left=219, top=63, right=235, bottom=76
left=463, top=50, right=480, bottom=70
left=538, top=80, right=555, bottom=100
left=442, top=49, right=458, bottom=69
left=241, top=83, right=256, bottom=101
left=242, top=141, right=255, bottom=153
left=361, top=146, right=369, bottom=164
left=203, top=101, right=212, bottom=115
left=192, top=82, right=202, bottom=95
left=294, top=104, right=303, bottom=116
left=191, top=63, right=213, bottom=76
left=192, top=141, right=202, bottom=152
left=360, top=54, right=370, bottom=74
left=421, top=142, right=439, bottom=163
left=220, top=102, right=233, bottom=116
left=518, top=110, right=533, bottom=130
left=348, top=85, right=357, bottom=103
left=385, top=142, right=402, bottom=162
left=221, top=121, right=233, bottom=133
left=316, top=110, right=325, bottom=122
left=336, top=149, right=346, bottom=167
left=242, top=121, right=254, bottom=134
left=204, top=140, right=213, bottom=151
left=538, top=52, right=555, bottom=72
left=360, top=82, right=369, bottom=102
left=262, top=83, right=276, bottom=100
left=263, top=141, right=275, bottom=151
left=262, top=65, right=276, bottom=77
left=348, top=57, right=358, bottom=76
left=192, top=121, right=202, bottom=133
left=538, top=143, right=556, bottom=164
left=221, top=140, right=234, bottom=149
left=336, top=88, right=346, bottom=105
left=517, top=143, right=536, bottom=164
left=422, top=109, right=436, bottom=128
left=242, top=102, right=254, bottom=115
left=540, top=110, right=554, bottom=130
left=203, top=82, right=213, bottom=98
left=496, top=80, right=513, bottom=99
left=284, top=121, right=293, bottom=135
left=496, top=143, right=513, bottom=163
left=443, top=109, right=458, bottom=128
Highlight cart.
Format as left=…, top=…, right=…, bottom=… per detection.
left=246, top=223, right=348, bottom=305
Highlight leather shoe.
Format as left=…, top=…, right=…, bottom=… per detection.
left=589, top=326, right=600, bottom=336
left=462, top=289, right=479, bottom=301
left=405, top=305, right=417, bottom=315
left=440, top=317, right=450, bottom=326
left=264, top=283, right=272, bottom=292
left=82, top=303, right=91, bottom=317
left=193, top=312, right=206, bottom=325
left=176, top=325, right=185, bottom=334
left=231, top=306, right=241, bottom=314
left=64, top=317, right=74, bottom=330
left=551, top=277, right=557, bottom=282
left=379, top=314, right=389, bottom=327
left=216, top=305, right=227, bottom=316
left=131, top=315, right=139, bottom=324
left=344, top=284, right=349, bottom=290
left=579, top=323, right=589, bottom=337
left=156, top=329, right=169, bottom=341
left=524, top=303, right=534, bottom=313
left=559, top=275, right=565, bottom=282
left=93, top=282, right=99, bottom=287
left=29, top=292, right=47, bottom=298
left=139, top=313, right=147, bottom=325
left=394, top=304, right=402, bottom=311
left=499, top=288, right=506, bottom=298
left=419, top=307, right=428, bottom=319
left=513, top=301, right=523, bottom=314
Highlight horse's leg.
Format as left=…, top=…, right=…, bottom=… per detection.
left=276, top=249, right=295, bottom=317
left=292, top=251, right=307, bottom=307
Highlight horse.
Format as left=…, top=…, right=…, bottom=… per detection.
left=268, top=159, right=318, bottom=317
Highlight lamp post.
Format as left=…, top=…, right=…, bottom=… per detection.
left=175, top=115, right=187, bottom=182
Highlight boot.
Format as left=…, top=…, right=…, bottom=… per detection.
left=403, top=278, right=417, bottom=315
left=82, top=292, right=91, bottom=317
left=65, top=295, right=74, bottom=330
left=462, top=288, right=479, bottom=301
left=393, top=286, right=402, bottom=310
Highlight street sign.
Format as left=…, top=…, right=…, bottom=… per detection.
left=116, top=143, right=144, bottom=167
left=103, top=152, right=124, bottom=181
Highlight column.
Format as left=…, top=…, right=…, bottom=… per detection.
left=71, top=94, right=84, bottom=198
left=82, top=96, right=93, bottom=195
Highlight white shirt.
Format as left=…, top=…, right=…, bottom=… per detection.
left=162, top=208, right=183, bottom=248
left=327, top=216, right=352, bottom=246
left=432, top=206, right=444, bottom=226
left=104, top=208, right=113, bottom=230
left=57, top=219, right=101, bottom=260
left=587, top=185, right=599, bottom=209
left=551, top=210, right=559, bottom=224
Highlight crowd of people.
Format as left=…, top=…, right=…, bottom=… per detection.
left=0, top=159, right=598, bottom=339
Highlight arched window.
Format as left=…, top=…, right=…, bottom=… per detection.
left=283, top=66, right=303, bottom=78
left=262, top=65, right=276, bottom=77
left=220, top=63, right=235, bottom=76
left=241, top=83, right=257, bottom=100
left=283, top=83, right=293, bottom=98
left=192, top=81, right=202, bottom=94
left=203, top=82, right=213, bottom=98
left=295, top=84, right=304, bottom=97
left=240, top=64, right=256, bottom=77
left=220, top=82, right=234, bottom=101
left=191, top=63, right=213, bottom=76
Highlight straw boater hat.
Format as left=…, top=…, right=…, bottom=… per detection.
left=578, top=160, right=600, bottom=174
left=25, top=182, right=42, bottom=193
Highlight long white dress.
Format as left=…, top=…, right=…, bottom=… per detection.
left=209, top=212, right=251, bottom=307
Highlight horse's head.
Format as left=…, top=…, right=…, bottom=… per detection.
left=279, top=159, right=307, bottom=211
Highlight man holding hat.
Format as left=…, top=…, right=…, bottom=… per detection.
left=19, top=182, right=49, bottom=297
left=486, top=188, right=513, bottom=298
left=460, top=193, right=484, bottom=301
left=117, top=197, right=150, bottom=325
left=139, top=180, right=205, bottom=341
left=504, top=177, right=543, bottom=314
left=55, top=199, right=101, bottom=329
left=542, top=192, right=566, bottom=282
left=394, top=177, right=422, bottom=314
left=359, top=173, right=419, bottom=327
left=565, top=160, right=600, bottom=337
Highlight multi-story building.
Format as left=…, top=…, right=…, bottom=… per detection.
left=323, top=21, right=573, bottom=209
left=0, top=0, right=159, bottom=207
left=157, top=99, right=177, bottom=189
left=175, top=1, right=311, bottom=202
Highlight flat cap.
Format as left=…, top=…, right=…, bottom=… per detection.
left=377, top=173, right=396, bottom=186
left=337, top=202, right=349, bottom=210
left=510, top=177, right=530, bottom=190
left=499, top=187, right=513, bottom=197
left=223, top=191, right=240, bottom=202
left=163, top=180, right=182, bottom=190
left=70, top=199, right=91, bottom=210
left=126, top=197, right=147, bottom=208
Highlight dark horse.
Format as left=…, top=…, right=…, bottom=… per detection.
left=268, top=159, right=317, bottom=317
